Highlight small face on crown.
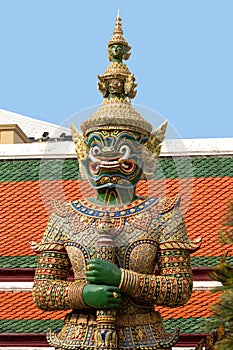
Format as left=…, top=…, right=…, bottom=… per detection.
left=82, top=129, right=145, bottom=189
left=108, top=78, right=124, bottom=94
left=109, top=44, right=124, bottom=62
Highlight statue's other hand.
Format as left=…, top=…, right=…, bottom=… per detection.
left=86, top=258, right=121, bottom=287
left=82, top=284, right=122, bottom=308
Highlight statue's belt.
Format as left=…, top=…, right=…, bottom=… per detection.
left=66, top=309, right=162, bottom=327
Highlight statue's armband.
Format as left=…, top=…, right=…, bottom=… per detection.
left=31, top=212, right=88, bottom=311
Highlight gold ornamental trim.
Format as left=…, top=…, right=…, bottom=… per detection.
left=115, top=311, right=162, bottom=327
left=80, top=99, right=152, bottom=136
left=30, top=241, right=66, bottom=253
left=159, top=238, right=202, bottom=252
left=102, top=62, right=130, bottom=77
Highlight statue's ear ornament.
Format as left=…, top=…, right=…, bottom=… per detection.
left=142, top=120, right=168, bottom=178
left=70, top=123, right=86, bottom=161
left=71, top=123, right=87, bottom=179
left=124, top=74, right=137, bottom=99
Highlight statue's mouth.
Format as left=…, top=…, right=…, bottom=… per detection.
left=88, top=144, right=137, bottom=175
left=89, top=157, right=134, bottom=175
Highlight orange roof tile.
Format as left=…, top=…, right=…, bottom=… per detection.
left=0, top=291, right=69, bottom=321
left=0, top=290, right=221, bottom=321
left=157, top=291, right=221, bottom=319
left=0, top=177, right=232, bottom=258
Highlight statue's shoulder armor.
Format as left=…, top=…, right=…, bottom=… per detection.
left=52, top=199, right=74, bottom=218
left=155, top=195, right=201, bottom=252
left=157, top=195, right=180, bottom=214
left=142, top=195, right=180, bottom=217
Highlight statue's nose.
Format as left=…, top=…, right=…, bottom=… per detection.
left=102, top=146, right=115, bottom=153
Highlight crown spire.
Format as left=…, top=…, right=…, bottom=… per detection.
left=107, top=10, right=131, bottom=61
left=113, top=9, right=123, bottom=36
left=80, top=11, right=153, bottom=138
left=117, top=9, right=120, bottom=21
left=97, top=11, right=137, bottom=101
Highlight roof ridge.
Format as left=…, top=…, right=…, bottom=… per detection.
left=0, top=109, right=71, bottom=139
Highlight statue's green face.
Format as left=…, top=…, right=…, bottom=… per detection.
left=109, top=44, right=124, bottom=61
left=83, top=130, right=145, bottom=189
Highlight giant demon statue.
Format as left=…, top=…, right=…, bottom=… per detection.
left=31, top=11, right=200, bottom=350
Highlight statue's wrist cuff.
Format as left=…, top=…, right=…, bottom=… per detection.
left=119, top=268, right=140, bottom=297
left=68, top=282, right=89, bottom=309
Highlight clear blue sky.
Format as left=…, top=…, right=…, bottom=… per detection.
left=0, top=0, right=232, bottom=138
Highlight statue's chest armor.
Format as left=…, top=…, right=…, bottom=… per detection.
left=63, top=199, right=160, bottom=280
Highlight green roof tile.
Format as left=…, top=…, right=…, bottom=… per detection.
left=0, top=157, right=233, bottom=183
left=191, top=256, right=233, bottom=268
left=164, top=317, right=213, bottom=334
left=0, top=319, right=63, bottom=333
left=0, top=317, right=212, bottom=334
left=0, top=159, right=80, bottom=182
left=1, top=255, right=232, bottom=269
left=154, top=157, right=233, bottom=179
left=0, top=256, right=38, bottom=268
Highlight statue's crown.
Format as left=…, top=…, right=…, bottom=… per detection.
left=80, top=11, right=153, bottom=137
left=81, top=99, right=153, bottom=137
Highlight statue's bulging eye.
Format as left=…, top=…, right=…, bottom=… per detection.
left=119, top=145, right=130, bottom=159
left=119, top=145, right=128, bottom=153
left=92, top=145, right=101, bottom=155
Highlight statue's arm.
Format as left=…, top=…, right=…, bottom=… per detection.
left=119, top=252, right=192, bottom=307
left=119, top=205, right=200, bottom=307
left=31, top=213, right=87, bottom=311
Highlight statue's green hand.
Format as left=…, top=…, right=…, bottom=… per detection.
left=86, top=258, right=121, bottom=286
left=82, top=284, right=122, bottom=308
